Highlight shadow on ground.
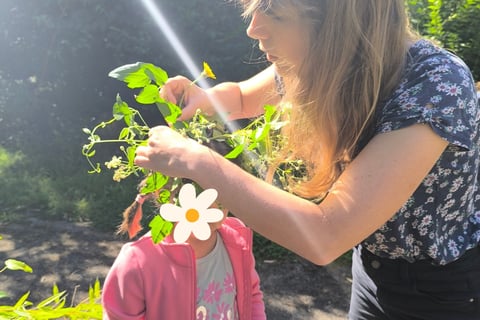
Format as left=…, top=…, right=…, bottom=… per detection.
left=0, top=212, right=351, bottom=319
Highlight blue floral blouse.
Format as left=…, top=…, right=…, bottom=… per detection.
left=361, top=39, right=480, bottom=265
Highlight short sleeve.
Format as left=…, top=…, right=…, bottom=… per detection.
left=378, top=40, right=479, bottom=151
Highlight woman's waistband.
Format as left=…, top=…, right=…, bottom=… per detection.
left=360, top=245, right=480, bottom=274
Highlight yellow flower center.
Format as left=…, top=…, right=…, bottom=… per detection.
left=185, top=208, right=199, bottom=222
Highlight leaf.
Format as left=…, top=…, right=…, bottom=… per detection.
left=135, top=84, right=160, bottom=104
left=255, top=123, right=271, bottom=142
left=143, top=64, right=168, bottom=86
left=36, top=291, right=66, bottom=308
left=270, top=120, right=288, bottom=130
left=149, top=215, right=174, bottom=244
left=126, top=146, right=136, bottom=167
left=108, top=62, right=149, bottom=88
left=94, top=278, right=101, bottom=298
left=52, top=284, right=60, bottom=303
left=89, top=284, right=95, bottom=302
left=0, top=291, right=8, bottom=299
left=118, top=127, right=130, bottom=140
left=108, top=62, right=168, bottom=88
left=13, top=291, right=30, bottom=309
left=141, top=172, right=169, bottom=194
left=263, top=104, right=276, bottom=122
left=113, top=94, right=134, bottom=126
left=53, top=298, right=66, bottom=310
left=155, top=101, right=183, bottom=125
left=157, top=189, right=171, bottom=204
left=224, top=144, right=244, bottom=159
left=4, top=259, right=33, bottom=273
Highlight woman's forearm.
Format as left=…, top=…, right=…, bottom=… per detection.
left=190, top=146, right=339, bottom=265
left=207, top=65, right=280, bottom=120
left=189, top=124, right=448, bottom=265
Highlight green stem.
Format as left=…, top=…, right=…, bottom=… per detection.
left=134, top=110, right=149, bottom=128
left=178, top=74, right=204, bottom=108
left=87, top=139, right=145, bottom=145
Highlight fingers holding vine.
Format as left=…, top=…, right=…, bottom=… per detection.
left=134, top=125, right=202, bottom=179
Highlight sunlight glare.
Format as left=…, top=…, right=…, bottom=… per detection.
left=140, top=1, right=321, bottom=265
left=139, top=0, right=240, bottom=132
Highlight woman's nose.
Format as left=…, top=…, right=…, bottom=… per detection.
left=246, top=11, right=269, bottom=40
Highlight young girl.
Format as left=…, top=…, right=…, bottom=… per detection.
left=102, top=184, right=266, bottom=320
left=135, top=1, right=480, bottom=319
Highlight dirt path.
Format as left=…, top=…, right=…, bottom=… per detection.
left=0, top=212, right=351, bottom=319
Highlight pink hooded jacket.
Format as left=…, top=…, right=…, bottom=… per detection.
left=102, top=217, right=266, bottom=319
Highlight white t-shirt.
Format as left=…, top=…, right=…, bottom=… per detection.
left=196, top=233, right=238, bottom=320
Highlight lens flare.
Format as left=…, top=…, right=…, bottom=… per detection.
left=139, top=0, right=241, bottom=132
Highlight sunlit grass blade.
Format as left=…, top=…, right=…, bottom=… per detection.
left=4, top=259, right=33, bottom=273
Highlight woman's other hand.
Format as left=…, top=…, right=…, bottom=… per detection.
left=159, top=76, right=213, bottom=121
left=134, top=125, right=206, bottom=178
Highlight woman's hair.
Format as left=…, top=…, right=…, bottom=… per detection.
left=241, top=0, right=419, bottom=200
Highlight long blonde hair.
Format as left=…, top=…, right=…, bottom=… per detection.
left=242, top=0, right=419, bottom=200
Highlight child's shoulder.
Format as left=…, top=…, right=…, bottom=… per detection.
left=223, top=216, right=247, bottom=228
left=120, top=232, right=173, bottom=254
left=117, top=233, right=194, bottom=266
left=220, top=217, right=252, bottom=240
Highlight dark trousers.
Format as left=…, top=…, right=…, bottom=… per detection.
left=348, top=245, right=480, bottom=320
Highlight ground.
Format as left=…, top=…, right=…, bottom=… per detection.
left=0, top=211, right=351, bottom=319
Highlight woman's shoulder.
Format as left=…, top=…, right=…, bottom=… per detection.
left=377, top=39, right=479, bottom=149
left=381, top=39, right=477, bottom=116
left=405, top=39, right=474, bottom=83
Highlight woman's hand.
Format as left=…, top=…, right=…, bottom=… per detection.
left=134, top=125, right=206, bottom=178
left=160, top=66, right=279, bottom=122
left=159, top=76, right=213, bottom=121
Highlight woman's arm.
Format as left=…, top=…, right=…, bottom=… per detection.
left=135, top=124, right=447, bottom=265
left=161, top=65, right=280, bottom=121
left=229, top=65, right=280, bottom=120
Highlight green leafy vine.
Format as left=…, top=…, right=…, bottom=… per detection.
left=82, top=61, right=299, bottom=242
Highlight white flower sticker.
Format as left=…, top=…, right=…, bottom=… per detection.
left=160, top=183, right=224, bottom=243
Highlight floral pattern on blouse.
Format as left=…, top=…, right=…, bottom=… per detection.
left=361, top=39, right=480, bottom=265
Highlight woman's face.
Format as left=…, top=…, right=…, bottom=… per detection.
left=246, top=8, right=309, bottom=74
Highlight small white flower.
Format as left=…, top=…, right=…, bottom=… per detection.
left=160, top=183, right=223, bottom=243
left=105, top=156, right=122, bottom=169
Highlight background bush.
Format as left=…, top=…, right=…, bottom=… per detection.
left=407, top=0, right=480, bottom=80
left=0, top=0, right=478, bottom=260
left=0, top=0, right=265, bottom=227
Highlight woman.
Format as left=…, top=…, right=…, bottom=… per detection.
left=135, top=1, right=480, bottom=319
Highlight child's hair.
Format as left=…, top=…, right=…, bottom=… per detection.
left=116, top=179, right=153, bottom=239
